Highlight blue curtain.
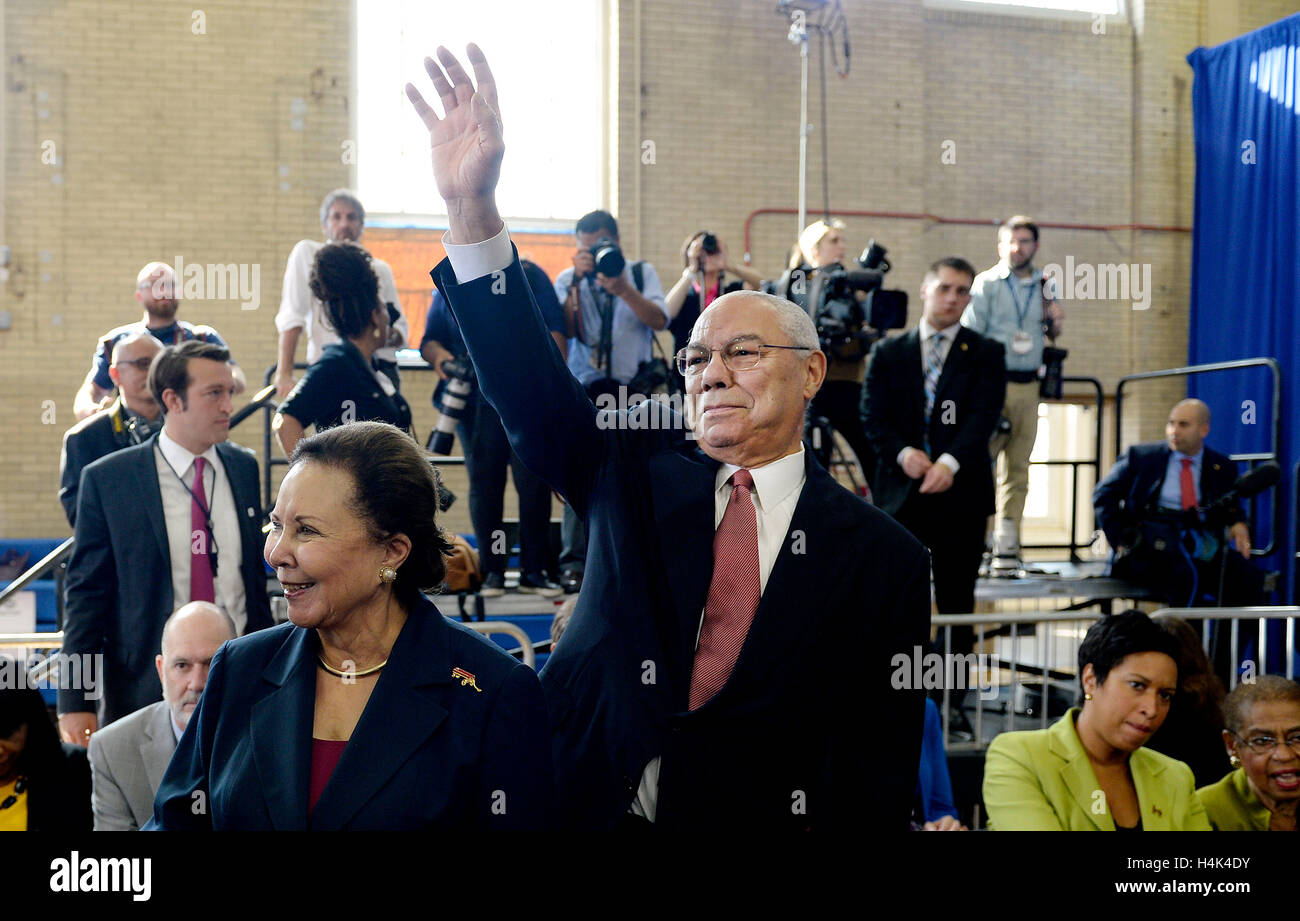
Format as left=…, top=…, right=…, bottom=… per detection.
left=1188, top=15, right=1300, bottom=622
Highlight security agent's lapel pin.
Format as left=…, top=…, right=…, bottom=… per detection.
left=247, top=507, right=256, bottom=517
left=452, top=667, right=482, bottom=692
left=960, top=342, right=968, bottom=351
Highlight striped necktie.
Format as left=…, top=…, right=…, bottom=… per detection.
left=923, top=334, right=945, bottom=452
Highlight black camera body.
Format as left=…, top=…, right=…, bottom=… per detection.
left=812, top=241, right=907, bottom=352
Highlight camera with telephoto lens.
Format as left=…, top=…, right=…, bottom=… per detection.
left=584, top=238, right=626, bottom=279
left=1038, top=277, right=1067, bottom=399
left=699, top=232, right=720, bottom=255
left=427, top=356, right=476, bottom=456
left=812, top=240, right=908, bottom=352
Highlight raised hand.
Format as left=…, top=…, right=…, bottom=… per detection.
left=405, top=44, right=504, bottom=242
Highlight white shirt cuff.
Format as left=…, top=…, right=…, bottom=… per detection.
left=441, top=224, right=511, bottom=284
left=935, top=453, right=960, bottom=475
left=897, top=447, right=913, bottom=468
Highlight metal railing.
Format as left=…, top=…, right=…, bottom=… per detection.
left=259, top=359, right=465, bottom=512
left=1021, top=375, right=1105, bottom=562
left=0, top=537, right=73, bottom=616
left=1115, top=358, right=1283, bottom=557
left=931, top=606, right=1299, bottom=750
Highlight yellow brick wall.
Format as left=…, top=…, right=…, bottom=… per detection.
left=2, top=0, right=1293, bottom=538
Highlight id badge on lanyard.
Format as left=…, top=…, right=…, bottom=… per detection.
left=1005, top=275, right=1036, bottom=354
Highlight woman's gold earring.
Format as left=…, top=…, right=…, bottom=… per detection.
left=379, top=566, right=396, bottom=584
left=1229, top=754, right=1241, bottom=768
left=1084, top=693, right=1093, bottom=701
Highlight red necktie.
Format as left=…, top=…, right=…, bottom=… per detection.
left=689, top=469, right=761, bottom=710
left=190, top=456, right=216, bottom=603
left=1180, top=457, right=1197, bottom=510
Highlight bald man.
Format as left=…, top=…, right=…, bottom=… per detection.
left=87, top=602, right=235, bottom=830
left=74, top=262, right=245, bottom=420
left=1094, top=398, right=1263, bottom=614
left=59, top=333, right=164, bottom=525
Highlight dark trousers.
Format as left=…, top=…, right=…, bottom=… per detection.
left=896, top=494, right=987, bottom=658
left=458, top=395, right=555, bottom=577
left=559, top=504, right=586, bottom=576
left=811, top=379, right=877, bottom=489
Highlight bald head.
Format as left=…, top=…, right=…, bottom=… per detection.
left=136, top=262, right=178, bottom=322
left=1167, top=399, right=1211, bottom=456
left=156, top=602, right=235, bottom=730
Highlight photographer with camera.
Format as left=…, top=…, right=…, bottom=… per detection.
left=664, top=231, right=764, bottom=361
left=962, top=216, right=1065, bottom=575
left=554, top=210, right=669, bottom=591
left=776, top=220, right=906, bottom=491
left=422, top=259, right=568, bottom=598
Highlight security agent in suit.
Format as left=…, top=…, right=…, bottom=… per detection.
left=88, top=602, right=234, bottom=830
left=58, top=341, right=273, bottom=744
left=59, top=332, right=163, bottom=526
left=408, top=46, right=930, bottom=830
left=1093, top=399, right=1261, bottom=607
left=863, top=258, right=1006, bottom=650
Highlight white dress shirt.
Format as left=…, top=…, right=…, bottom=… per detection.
left=155, top=430, right=246, bottom=634
left=443, top=228, right=810, bottom=822
left=275, top=239, right=406, bottom=364
left=899, top=318, right=962, bottom=476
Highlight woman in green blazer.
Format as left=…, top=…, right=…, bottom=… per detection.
left=983, top=610, right=1210, bottom=831
left=1197, top=675, right=1300, bottom=831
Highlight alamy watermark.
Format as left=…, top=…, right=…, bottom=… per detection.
left=1042, top=257, right=1152, bottom=311
left=594, top=387, right=695, bottom=438
left=0, top=652, right=103, bottom=699
left=890, top=645, right=999, bottom=701
left=152, top=255, right=261, bottom=310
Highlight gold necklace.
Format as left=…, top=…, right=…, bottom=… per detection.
left=316, top=654, right=387, bottom=678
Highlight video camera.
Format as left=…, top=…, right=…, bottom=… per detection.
left=809, top=241, right=907, bottom=352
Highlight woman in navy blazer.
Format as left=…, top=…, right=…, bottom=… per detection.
left=148, top=422, right=553, bottom=830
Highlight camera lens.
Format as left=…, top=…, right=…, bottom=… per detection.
left=591, top=239, right=626, bottom=277
left=700, top=233, right=719, bottom=255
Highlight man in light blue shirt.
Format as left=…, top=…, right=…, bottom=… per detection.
left=554, top=210, right=668, bottom=591
left=961, top=216, right=1064, bottom=573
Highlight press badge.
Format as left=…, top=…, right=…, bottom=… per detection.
left=1011, top=331, right=1033, bottom=354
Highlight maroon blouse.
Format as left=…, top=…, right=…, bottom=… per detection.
left=308, top=738, right=348, bottom=815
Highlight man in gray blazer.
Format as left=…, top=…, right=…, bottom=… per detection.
left=88, top=602, right=234, bottom=830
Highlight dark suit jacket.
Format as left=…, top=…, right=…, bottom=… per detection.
left=1093, top=442, right=1245, bottom=552
left=862, top=326, right=1006, bottom=517
left=58, top=400, right=138, bottom=527
left=145, top=596, right=554, bottom=830
left=25, top=743, right=93, bottom=832
left=435, top=252, right=931, bottom=831
left=59, top=433, right=273, bottom=724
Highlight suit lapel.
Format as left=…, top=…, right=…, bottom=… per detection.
left=1050, top=713, right=1111, bottom=831
left=309, top=608, right=450, bottom=830
left=1130, top=750, right=1174, bottom=830
left=141, top=702, right=178, bottom=803
left=903, top=328, right=925, bottom=419
left=1142, top=445, right=1172, bottom=511
left=137, top=437, right=171, bottom=568
left=249, top=627, right=315, bottom=830
left=933, top=327, right=969, bottom=403
left=648, top=445, right=720, bottom=698
left=216, top=443, right=259, bottom=587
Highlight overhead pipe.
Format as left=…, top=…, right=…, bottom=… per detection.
left=741, top=207, right=1192, bottom=264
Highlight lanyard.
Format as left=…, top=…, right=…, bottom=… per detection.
left=154, top=442, right=220, bottom=576
left=1003, top=273, right=1036, bottom=329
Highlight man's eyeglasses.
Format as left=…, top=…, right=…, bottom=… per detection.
left=676, top=341, right=812, bottom=376
left=114, top=357, right=155, bottom=372
left=1230, top=731, right=1300, bottom=756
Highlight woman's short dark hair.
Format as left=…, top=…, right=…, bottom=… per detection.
left=290, top=421, right=454, bottom=607
left=0, top=684, right=65, bottom=777
left=1077, top=610, right=1181, bottom=693
left=1222, top=675, right=1300, bottom=735
left=310, top=243, right=380, bottom=340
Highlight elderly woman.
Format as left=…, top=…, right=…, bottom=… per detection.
left=148, top=422, right=553, bottom=829
left=1197, top=675, right=1300, bottom=831
left=273, top=244, right=412, bottom=457
left=983, top=610, right=1210, bottom=830
left=0, top=686, right=91, bottom=831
